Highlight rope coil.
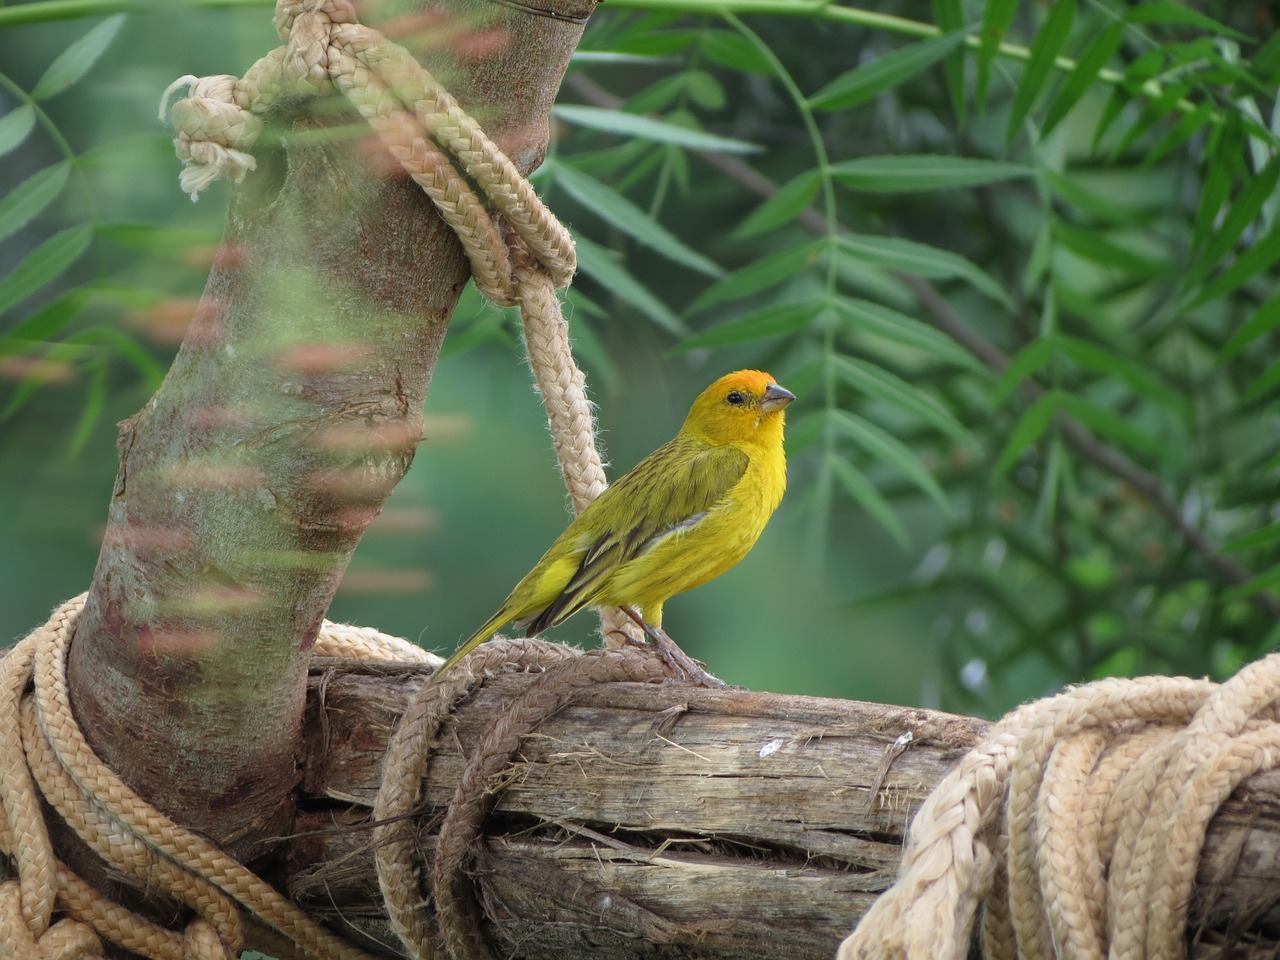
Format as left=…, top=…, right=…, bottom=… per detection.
left=837, top=656, right=1280, bottom=960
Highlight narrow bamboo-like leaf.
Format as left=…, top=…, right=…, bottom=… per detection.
left=97, top=223, right=218, bottom=253
left=552, top=163, right=722, bottom=277
left=1222, top=523, right=1280, bottom=554
left=0, top=162, right=70, bottom=243
left=829, top=454, right=911, bottom=548
left=1220, top=291, right=1280, bottom=360
left=1124, top=2, right=1249, bottom=41
left=0, top=224, right=93, bottom=315
left=0, top=106, right=36, bottom=159
left=832, top=354, right=975, bottom=450
left=698, top=30, right=773, bottom=76
left=831, top=155, right=1033, bottom=193
left=1053, top=223, right=1165, bottom=278
left=809, top=33, right=965, bottom=112
left=1007, top=0, right=1076, bottom=146
left=573, top=234, right=686, bottom=335
left=677, top=299, right=817, bottom=350
left=1144, top=100, right=1216, bottom=167
left=687, top=238, right=825, bottom=314
left=31, top=15, right=126, bottom=101
left=1192, top=118, right=1242, bottom=249
left=1057, top=337, right=1187, bottom=413
left=836, top=297, right=985, bottom=372
left=67, top=364, right=106, bottom=456
left=1058, top=393, right=1165, bottom=457
left=1043, top=172, right=1141, bottom=225
left=1191, top=222, right=1280, bottom=308
left=831, top=408, right=951, bottom=511
left=1108, top=80, right=1191, bottom=160
left=994, top=390, right=1060, bottom=475
left=1042, top=23, right=1124, bottom=139
left=994, top=338, right=1057, bottom=404
left=1221, top=564, right=1280, bottom=604
left=1185, top=155, right=1280, bottom=291
left=552, top=104, right=761, bottom=154
left=1246, top=360, right=1280, bottom=401
left=976, top=0, right=1018, bottom=111
left=1092, top=50, right=1164, bottom=151
left=72, top=326, right=165, bottom=385
left=932, top=0, right=967, bottom=126
left=0, top=288, right=90, bottom=354
left=838, top=234, right=1012, bottom=308
left=734, top=171, right=820, bottom=238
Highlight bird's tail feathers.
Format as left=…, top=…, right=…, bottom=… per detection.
left=433, top=609, right=508, bottom=679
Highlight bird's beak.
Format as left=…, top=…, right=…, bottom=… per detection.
left=761, top=383, right=795, bottom=413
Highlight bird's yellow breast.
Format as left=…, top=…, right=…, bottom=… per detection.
left=596, top=437, right=786, bottom=621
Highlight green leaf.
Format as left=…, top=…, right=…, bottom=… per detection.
left=684, top=71, right=726, bottom=111
left=1124, top=2, right=1249, bottom=41
left=809, top=33, right=966, bottom=112
left=1144, top=100, right=1216, bottom=167
left=831, top=353, right=977, bottom=450
left=1222, top=522, right=1280, bottom=554
left=994, top=390, right=1059, bottom=475
left=0, top=288, right=90, bottom=354
left=1221, top=563, right=1280, bottom=604
left=831, top=155, right=1033, bottom=193
left=699, top=30, right=773, bottom=76
left=1193, top=118, right=1242, bottom=249
left=552, top=104, right=762, bottom=154
left=0, top=162, right=70, bottom=243
left=67, top=364, right=106, bottom=457
left=994, top=338, right=1057, bottom=404
left=1190, top=222, right=1280, bottom=308
left=976, top=0, right=1018, bottom=111
left=1185, top=155, right=1280, bottom=291
left=0, top=224, right=93, bottom=315
left=830, top=408, right=951, bottom=511
left=734, top=171, right=820, bottom=238
left=687, top=238, right=825, bottom=314
left=0, top=106, right=36, bottom=159
left=932, top=0, right=967, bottom=126
left=549, top=163, right=723, bottom=278
left=838, top=234, right=1012, bottom=308
left=1220, top=291, right=1280, bottom=360
left=1057, top=393, right=1165, bottom=457
left=677, top=299, right=818, bottom=350
left=72, top=325, right=165, bottom=385
left=1007, top=0, right=1076, bottom=146
left=1053, top=223, right=1165, bottom=278
left=835, top=297, right=985, bottom=372
left=1246, top=359, right=1280, bottom=401
left=97, top=223, right=219, bottom=254
left=1042, top=23, right=1124, bottom=139
left=573, top=233, right=686, bottom=335
left=31, top=15, right=126, bottom=101
left=829, top=454, right=910, bottom=548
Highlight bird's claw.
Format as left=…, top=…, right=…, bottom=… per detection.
left=621, top=609, right=726, bottom=688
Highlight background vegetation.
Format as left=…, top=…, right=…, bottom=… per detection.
left=2, top=0, right=1277, bottom=717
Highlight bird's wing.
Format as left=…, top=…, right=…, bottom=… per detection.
left=517, top=440, right=750, bottom=634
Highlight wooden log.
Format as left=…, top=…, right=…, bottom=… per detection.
left=274, top=659, right=1280, bottom=958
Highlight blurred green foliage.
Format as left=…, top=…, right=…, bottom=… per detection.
left=2, top=0, right=1279, bottom=717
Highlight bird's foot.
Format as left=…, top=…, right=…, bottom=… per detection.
left=621, top=609, right=726, bottom=688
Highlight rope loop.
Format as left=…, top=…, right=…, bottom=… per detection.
left=837, top=656, right=1280, bottom=960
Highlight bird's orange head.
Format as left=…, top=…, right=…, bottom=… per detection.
left=680, top=369, right=795, bottom=445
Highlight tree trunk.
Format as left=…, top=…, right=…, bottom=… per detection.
left=271, top=658, right=1280, bottom=959
left=63, top=0, right=596, bottom=865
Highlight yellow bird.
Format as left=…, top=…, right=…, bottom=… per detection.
left=434, top=369, right=794, bottom=683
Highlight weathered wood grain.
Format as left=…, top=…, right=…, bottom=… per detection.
left=274, top=659, right=1280, bottom=958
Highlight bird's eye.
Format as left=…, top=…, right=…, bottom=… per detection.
left=726, top=390, right=746, bottom=406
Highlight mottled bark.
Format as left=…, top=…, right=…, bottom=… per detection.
left=65, top=0, right=597, bottom=863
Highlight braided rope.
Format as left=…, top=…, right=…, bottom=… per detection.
left=837, top=659, right=1280, bottom=960
left=0, top=595, right=425, bottom=959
